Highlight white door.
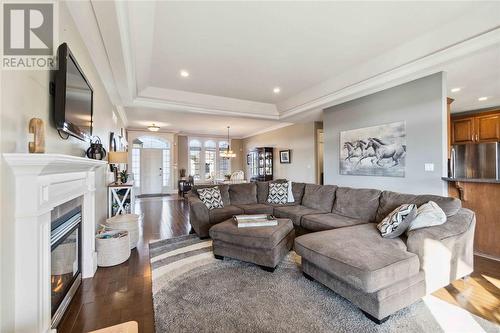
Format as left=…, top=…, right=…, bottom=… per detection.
left=141, top=149, right=163, bottom=194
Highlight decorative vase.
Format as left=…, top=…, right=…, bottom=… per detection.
left=28, top=118, right=45, bottom=153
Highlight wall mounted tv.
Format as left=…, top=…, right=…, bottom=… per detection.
left=53, top=43, right=93, bottom=141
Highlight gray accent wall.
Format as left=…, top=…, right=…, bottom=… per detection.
left=323, top=73, right=447, bottom=195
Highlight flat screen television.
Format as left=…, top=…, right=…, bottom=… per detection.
left=53, top=43, right=93, bottom=141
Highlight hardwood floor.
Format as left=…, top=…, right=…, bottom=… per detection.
left=58, top=196, right=500, bottom=332
left=57, top=196, right=190, bottom=333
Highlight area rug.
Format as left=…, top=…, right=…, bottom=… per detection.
left=149, top=235, right=500, bottom=333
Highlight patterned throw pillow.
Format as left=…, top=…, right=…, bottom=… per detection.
left=377, top=204, right=417, bottom=238
left=267, top=182, right=288, bottom=204
left=197, top=187, right=224, bottom=210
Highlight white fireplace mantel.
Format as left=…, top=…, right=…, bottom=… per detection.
left=2, top=153, right=107, bottom=333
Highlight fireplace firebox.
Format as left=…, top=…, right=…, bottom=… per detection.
left=51, top=206, right=82, bottom=328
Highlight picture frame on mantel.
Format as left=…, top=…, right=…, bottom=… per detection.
left=280, top=150, right=291, bottom=164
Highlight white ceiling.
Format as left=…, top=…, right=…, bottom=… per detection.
left=147, top=1, right=478, bottom=103
left=446, top=45, right=500, bottom=113
left=66, top=1, right=500, bottom=135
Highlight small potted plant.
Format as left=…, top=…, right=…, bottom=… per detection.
left=120, top=170, right=129, bottom=184
left=224, top=173, right=231, bottom=181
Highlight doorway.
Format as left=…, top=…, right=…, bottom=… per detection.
left=131, top=136, right=172, bottom=196
left=141, top=149, right=163, bottom=194
left=316, top=129, right=324, bottom=185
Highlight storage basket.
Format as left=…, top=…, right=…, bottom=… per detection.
left=104, top=214, right=141, bottom=250
left=96, top=230, right=130, bottom=267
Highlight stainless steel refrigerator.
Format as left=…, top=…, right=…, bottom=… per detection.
left=450, top=142, right=500, bottom=179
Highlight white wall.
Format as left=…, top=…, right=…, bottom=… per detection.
left=242, top=123, right=317, bottom=183
left=323, top=72, right=447, bottom=195
left=0, top=3, right=124, bottom=330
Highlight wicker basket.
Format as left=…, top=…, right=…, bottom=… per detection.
left=105, top=214, right=141, bottom=250
left=96, top=231, right=130, bottom=267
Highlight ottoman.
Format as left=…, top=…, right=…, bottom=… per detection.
left=209, top=218, right=295, bottom=272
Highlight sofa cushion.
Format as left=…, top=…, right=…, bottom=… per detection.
left=291, top=182, right=306, bottom=204
left=301, top=213, right=367, bottom=232
left=208, top=205, right=244, bottom=224
left=233, top=203, right=274, bottom=215
left=376, top=191, right=461, bottom=222
left=274, top=205, right=326, bottom=226
left=197, top=186, right=224, bottom=210
left=333, top=187, right=381, bottom=222
left=229, top=183, right=257, bottom=205
left=209, top=218, right=294, bottom=250
left=192, top=184, right=230, bottom=206
left=302, top=184, right=337, bottom=211
left=294, top=223, right=420, bottom=293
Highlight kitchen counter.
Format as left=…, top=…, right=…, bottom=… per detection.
left=442, top=177, right=500, bottom=184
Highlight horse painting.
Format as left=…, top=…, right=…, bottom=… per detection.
left=340, top=122, right=406, bottom=177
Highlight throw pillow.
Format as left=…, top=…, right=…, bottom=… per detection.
left=267, top=182, right=288, bottom=204
left=406, top=201, right=446, bottom=233
left=287, top=180, right=295, bottom=203
left=377, top=204, right=417, bottom=238
left=197, top=187, right=224, bottom=210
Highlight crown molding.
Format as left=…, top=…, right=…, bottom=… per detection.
left=278, top=27, right=500, bottom=119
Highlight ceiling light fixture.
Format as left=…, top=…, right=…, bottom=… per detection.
left=478, top=96, right=488, bottom=101
left=180, top=70, right=190, bottom=78
left=273, top=87, right=281, bottom=94
left=451, top=87, right=461, bottom=93
left=148, top=123, right=160, bottom=132
left=220, top=126, right=236, bottom=159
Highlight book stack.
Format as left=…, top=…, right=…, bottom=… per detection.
left=233, top=214, right=278, bottom=228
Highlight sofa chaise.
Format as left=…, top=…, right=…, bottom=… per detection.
left=187, top=181, right=475, bottom=323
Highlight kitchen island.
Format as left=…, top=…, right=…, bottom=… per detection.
left=443, top=177, right=500, bottom=260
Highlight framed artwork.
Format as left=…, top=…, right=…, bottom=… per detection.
left=339, top=121, right=406, bottom=177
left=280, top=150, right=291, bottom=164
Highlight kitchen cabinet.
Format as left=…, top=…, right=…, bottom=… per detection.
left=476, top=113, right=500, bottom=142
left=451, top=110, right=500, bottom=144
left=452, top=117, right=475, bottom=143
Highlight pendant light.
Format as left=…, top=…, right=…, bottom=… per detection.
left=148, top=123, right=160, bottom=132
left=220, top=126, right=236, bottom=159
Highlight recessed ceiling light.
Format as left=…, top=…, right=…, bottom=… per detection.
left=273, top=87, right=281, bottom=94
left=180, top=70, right=190, bottom=78
left=450, top=87, right=461, bottom=93
left=478, top=96, right=488, bottom=101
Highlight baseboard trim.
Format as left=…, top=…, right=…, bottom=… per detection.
left=474, top=251, right=500, bottom=262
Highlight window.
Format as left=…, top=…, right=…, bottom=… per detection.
left=131, top=148, right=140, bottom=187
left=204, top=140, right=216, bottom=181
left=188, top=138, right=234, bottom=182
left=162, top=149, right=170, bottom=187
left=189, top=139, right=202, bottom=181
left=219, top=141, right=231, bottom=178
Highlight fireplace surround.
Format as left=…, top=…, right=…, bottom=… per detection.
left=2, top=154, right=107, bottom=333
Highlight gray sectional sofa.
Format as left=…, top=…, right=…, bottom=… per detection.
left=187, top=181, right=475, bottom=323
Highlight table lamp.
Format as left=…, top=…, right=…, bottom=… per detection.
left=108, top=151, right=128, bottom=184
